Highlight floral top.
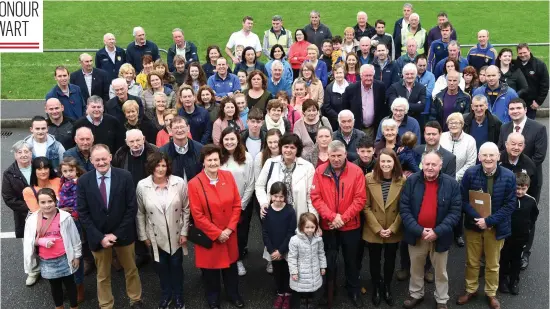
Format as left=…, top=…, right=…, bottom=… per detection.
left=58, top=177, right=79, bottom=219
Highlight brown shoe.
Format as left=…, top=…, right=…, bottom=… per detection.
left=403, top=295, right=424, bottom=309
left=424, top=268, right=434, bottom=283
left=77, top=283, right=84, bottom=303
left=456, top=291, right=477, bottom=305
left=437, top=303, right=448, bottom=309
left=83, top=259, right=95, bottom=276
left=487, top=296, right=500, bottom=309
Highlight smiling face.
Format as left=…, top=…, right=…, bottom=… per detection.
left=123, top=70, right=135, bottom=82
left=203, top=152, right=220, bottom=175
left=143, top=61, right=154, bottom=74
left=154, top=96, right=167, bottom=111
left=104, top=34, right=116, bottom=49
left=322, top=42, right=333, bottom=56
left=478, top=146, right=499, bottom=172
left=15, top=146, right=32, bottom=166
left=45, top=99, right=64, bottom=121
left=91, top=147, right=112, bottom=174
left=223, top=102, right=236, bottom=119
left=154, top=159, right=168, bottom=179
left=294, top=83, right=307, bottom=97
left=477, top=30, right=489, bottom=47
left=383, top=125, right=397, bottom=142
left=334, top=66, right=345, bottom=82
left=216, top=58, right=228, bottom=76
left=272, top=65, right=283, bottom=80
left=38, top=193, right=57, bottom=216
left=379, top=153, right=395, bottom=175
left=124, top=106, right=139, bottom=123
left=61, top=165, right=77, bottom=180
left=54, top=68, right=69, bottom=87
left=391, top=105, right=406, bottom=122
left=172, top=30, right=184, bottom=45
left=338, top=115, right=354, bottom=134
left=86, top=101, right=104, bottom=120
left=235, top=96, right=246, bottom=111
left=282, top=144, right=297, bottom=162
left=268, top=107, right=282, bottom=121
left=30, top=120, right=48, bottom=142
left=301, top=66, right=313, bottom=80
left=80, top=54, right=94, bottom=72
left=295, top=30, right=305, bottom=42
left=273, top=47, right=284, bottom=60
left=376, top=44, right=388, bottom=61
left=316, top=128, right=332, bottom=148
left=506, top=134, right=525, bottom=158
left=447, top=118, right=463, bottom=135
left=304, top=105, right=318, bottom=121
left=499, top=51, right=512, bottom=66
left=346, top=55, right=357, bottom=70
left=150, top=75, right=162, bottom=89
left=422, top=152, right=442, bottom=179
left=303, top=219, right=317, bottom=237
left=508, top=102, right=527, bottom=122
left=189, top=66, right=200, bottom=80
left=328, top=147, right=346, bottom=170
left=472, top=98, right=488, bottom=118
left=209, top=48, right=220, bottom=63
left=222, top=132, right=238, bottom=153
left=237, top=71, right=247, bottom=85
left=245, top=49, right=256, bottom=64
left=307, top=49, right=318, bottom=62
left=358, top=147, right=374, bottom=163
left=424, top=126, right=441, bottom=147
left=266, top=135, right=280, bottom=155
left=179, top=89, right=195, bottom=109
left=36, top=166, right=50, bottom=181
left=171, top=120, right=189, bottom=141
left=199, top=90, right=212, bottom=105
left=517, top=47, right=531, bottom=62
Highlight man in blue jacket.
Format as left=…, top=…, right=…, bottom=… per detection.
left=467, top=30, right=497, bottom=72
left=126, top=26, right=160, bottom=73
left=433, top=41, right=468, bottom=79
left=167, top=28, right=199, bottom=72
left=400, top=150, right=461, bottom=309
left=457, top=142, right=516, bottom=309
left=95, top=33, right=126, bottom=81
left=473, top=66, right=518, bottom=123
left=45, top=66, right=86, bottom=120
left=176, top=85, right=212, bottom=145
left=373, top=44, right=400, bottom=90
left=207, top=58, right=241, bottom=102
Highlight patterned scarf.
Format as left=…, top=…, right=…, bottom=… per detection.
left=281, top=162, right=296, bottom=205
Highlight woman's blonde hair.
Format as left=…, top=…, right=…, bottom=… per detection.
left=122, top=100, right=139, bottom=114
left=446, top=112, right=464, bottom=126
left=118, top=63, right=136, bottom=78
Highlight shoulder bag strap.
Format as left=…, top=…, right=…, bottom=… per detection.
left=265, top=161, right=275, bottom=192
left=197, top=178, right=213, bottom=222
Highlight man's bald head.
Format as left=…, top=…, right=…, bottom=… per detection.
left=45, top=98, right=64, bottom=120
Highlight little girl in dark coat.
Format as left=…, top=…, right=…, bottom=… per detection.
left=398, top=132, right=421, bottom=173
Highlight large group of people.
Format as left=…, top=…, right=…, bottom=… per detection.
left=2, top=4, right=549, bottom=309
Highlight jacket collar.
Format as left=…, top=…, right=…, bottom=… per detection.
left=269, top=27, right=287, bottom=35
left=46, top=113, right=73, bottom=126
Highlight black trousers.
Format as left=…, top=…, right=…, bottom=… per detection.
left=237, top=197, right=255, bottom=260
left=356, top=213, right=366, bottom=272
left=49, top=274, right=77, bottom=307
left=14, top=210, right=27, bottom=238
left=201, top=263, right=240, bottom=305
left=272, top=260, right=291, bottom=294
left=292, top=69, right=300, bottom=80
left=323, top=228, right=361, bottom=295
left=368, top=242, right=399, bottom=284
left=523, top=221, right=538, bottom=256
left=400, top=240, right=432, bottom=271
left=501, top=236, right=528, bottom=282
left=453, top=213, right=464, bottom=237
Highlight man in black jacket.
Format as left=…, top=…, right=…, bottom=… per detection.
left=95, top=33, right=126, bottom=81
left=70, top=53, right=110, bottom=104
left=499, top=132, right=538, bottom=200
left=462, top=95, right=502, bottom=151
left=45, top=98, right=75, bottom=149
left=342, top=64, right=387, bottom=141
left=386, top=63, right=427, bottom=126
left=515, top=43, right=549, bottom=119
left=77, top=144, right=144, bottom=309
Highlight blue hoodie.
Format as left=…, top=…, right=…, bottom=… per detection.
left=178, top=104, right=212, bottom=144
left=473, top=83, right=518, bottom=124
left=467, top=43, right=497, bottom=71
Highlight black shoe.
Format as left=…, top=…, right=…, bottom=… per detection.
left=371, top=281, right=381, bottom=306
left=209, top=304, right=220, bottom=309
left=230, top=298, right=245, bottom=308
left=499, top=277, right=510, bottom=294
left=520, top=255, right=529, bottom=270
left=350, top=293, right=363, bottom=308
left=174, top=296, right=185, bottom=309
left=383, top=283, right=394, bottom=306
left=509, top=280, right=520, bottom=295
left=131, top=301, right=144, bottom=309
left=299, top=298, right=308, bottom=309
left=455, top=236, right=465, bottom=247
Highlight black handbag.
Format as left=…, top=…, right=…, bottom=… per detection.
left=187, top=178, right=214, bottom=249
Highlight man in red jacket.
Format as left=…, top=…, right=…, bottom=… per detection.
left=311, top=140, right=367, bottom=308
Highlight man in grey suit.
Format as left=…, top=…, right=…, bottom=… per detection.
left=397, top=120, right=459, bottom=283
left=497, top=98, right=547, bottom=270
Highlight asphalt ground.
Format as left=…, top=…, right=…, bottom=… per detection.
left=0, top=126, right=548, bottom=309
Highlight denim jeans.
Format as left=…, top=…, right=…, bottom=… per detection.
left=73, top=220, right=84, bottom=285
left=156, top=248, right=184, bottom=300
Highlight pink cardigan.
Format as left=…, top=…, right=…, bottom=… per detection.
left=212, top=118, right=245, bottom=145
left=288, top=41, right=310, bottom=69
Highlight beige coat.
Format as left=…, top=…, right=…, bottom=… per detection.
left=362, top=173, right=405, bottom=244
left=136, top=175, right=189, bottom=262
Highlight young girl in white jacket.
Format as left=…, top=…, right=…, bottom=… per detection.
left=288, top=212, right=327, bottom=309
left=23, top=188, right=82, bottom=309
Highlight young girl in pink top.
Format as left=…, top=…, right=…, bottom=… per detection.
left=287, top=79, right=308, bottom=131
left=23, top=188, right=82, bottom=309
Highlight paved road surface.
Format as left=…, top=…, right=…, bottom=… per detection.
left=0, top=127, right=548, bottom=309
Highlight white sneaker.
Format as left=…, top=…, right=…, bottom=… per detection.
left=266, top=261, right=273, bottom=274
left=26, top=273, right=39, bottom=286
left=237, top=260, right=247, bottom=276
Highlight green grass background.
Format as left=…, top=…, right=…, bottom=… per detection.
left=1, top=1, right=548, bottom=99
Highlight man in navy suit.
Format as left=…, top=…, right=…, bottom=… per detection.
left=70, top=53, right=110, bottom=104
left=497, top=98, right=547, bottom=270
left=342, top=64, right=387, bottom=141
left=77, top=144, right=143, bottom=309
left=95, top=33, right=126, bottom=81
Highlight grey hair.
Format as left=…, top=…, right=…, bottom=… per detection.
left=359, top=37, right=371, bottom=44
left=448, top=40, right=460, bottom=48
left=75, top=126, right=93, bottom=138
left=472, top=94, right=488, bottom=105
left=125, top=129, right=144, bottom=139
left=11, top=140, right=32, bottom=153
left=328, top=140, right=346, bottom=153
left=446, top=70, right=460, bottom=81
left=381, top=118, right=398, bottom=129
left=479, top=142, right=499, bottom=154
left=403, top=3, right=413, bottom=9
left=506, top=132, right=525, bottom=144
left=153, top=92, right=168, bottom=102
left=410, top=13, right=420, bottom=21
left=272, top=15, right=282, bottom=21
left=310, top=10, right=320, bottom=17
left=103, top=33, right=114, bottom=40
left=87, top=95, right=103, bottom=106
left=132, top=26, right=144, bottom=36
left=172, top=28, right=184, bottom=35
left=338, top=109, right=354, bottom=122
left=357, top=11, right=367, bottom=18
left=271, top=60, right=283, bottom=70
left=79, top=53, right=92, bottom=62
left=421, top=149, right=443, bottom=162
left=359, top=64, right=375, bottom=74
left=111, top=77, right=127, bottom=88
left=402, top=63, right=418, bottom=76
left=391, top=97, right=410, bottom=113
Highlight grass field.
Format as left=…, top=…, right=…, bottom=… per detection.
left=1, top=1, right=548, bottom=99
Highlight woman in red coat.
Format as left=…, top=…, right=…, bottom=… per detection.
left=288, top=29, right=310, bottom=79
left=188, top=144, right=244, bottom=309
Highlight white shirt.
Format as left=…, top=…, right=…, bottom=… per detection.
left=226, top=30, right=262, bottom=53
left=33, top=140, right=48, bottom=157
left=246, top=137, right=262, bottom=159
left=174, top=141, right=189, bottom=154
left=105, top=46, right=116, bottom=63
left=332, top=80, right=349, bottom=94
left=83, top=70, right=93, bottom=96
left=513, top=116, right=527, bottom=134
left=220, top=153, right=255, bottom=208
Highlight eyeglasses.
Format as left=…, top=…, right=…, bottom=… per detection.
left=448, top=121, right=462, bottom=127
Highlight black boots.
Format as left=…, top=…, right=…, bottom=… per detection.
left=372, top=279, right=393, bottom=306
left=371, top=280, right=381, bottom=306
left=383, top=281, right=394, bottom=306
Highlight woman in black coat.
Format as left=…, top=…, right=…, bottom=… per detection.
left=496, top=48, right=528, bottom=99
left=1, top=140, right=33, bottom=238
left=322, top=63, right=349, bottom=129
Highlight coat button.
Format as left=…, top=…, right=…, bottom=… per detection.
left=176, top=220, right=178, bottom=223
left=155, top=234, right=157, bottom=236
left=150, top=212, right=153, bottom=214
left=176, top=231, right=179, bottom=234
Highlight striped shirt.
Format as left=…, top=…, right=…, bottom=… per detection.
left=381, top=178, right=392, bottom=203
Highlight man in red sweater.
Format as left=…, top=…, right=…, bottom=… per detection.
left=311, top=140, right=367, bottom=308
left=399, top=150, right=462, bottom=309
